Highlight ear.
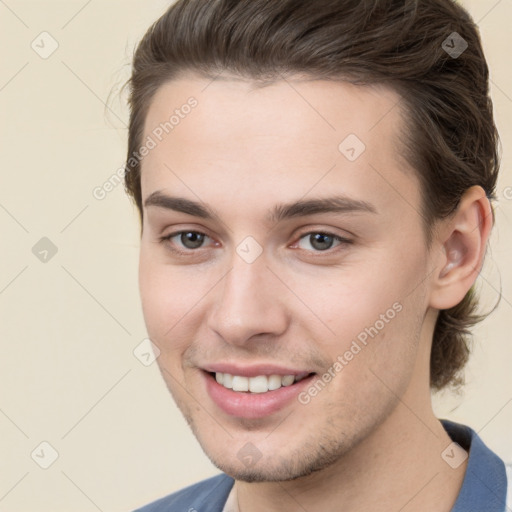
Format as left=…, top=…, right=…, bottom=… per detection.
left=429, top=186, right=494, bottom=310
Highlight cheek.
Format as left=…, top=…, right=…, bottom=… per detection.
left=315, top=300, right=422, bottom=427
left=139, top=254, right=193, bottom=393
left=291, top=244, right=427, bottom=372
left=138, top=248, right=198, bottom=345
left=288, top=269, right=405, bottom=351
left=341, top=275, right=427, bottom=396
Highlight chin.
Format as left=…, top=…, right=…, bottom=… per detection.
left=201, top=438, right=348, bottom=483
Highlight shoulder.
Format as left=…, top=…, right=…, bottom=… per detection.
left=133, top=473, right=235, bottom=512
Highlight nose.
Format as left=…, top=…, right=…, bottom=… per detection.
left=206, top=251, right=288, bottom=347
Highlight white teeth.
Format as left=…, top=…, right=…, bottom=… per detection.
left=232, top=376, right=249, bottom=392
left=223, top=373, right=233, bottom=389
left=281, top=375, right=295, bottom=386
left=214, top=372, right=309, bottom=393
left=268, top=374, right=282, bottom=391
left=248, top=375, right=268, bottom=393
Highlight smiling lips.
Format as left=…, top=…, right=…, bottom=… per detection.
left=201, top=363, right=317, bottom=417
left=214, top=372, right=311, bottom=393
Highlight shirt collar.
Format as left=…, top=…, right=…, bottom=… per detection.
left=441, top=419, right=507, bottom=511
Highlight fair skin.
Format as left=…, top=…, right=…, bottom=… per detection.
left=138, top=74, right=492, bottom=512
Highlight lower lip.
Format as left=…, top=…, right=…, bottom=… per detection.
left=203, top=371, right=316, bottom=419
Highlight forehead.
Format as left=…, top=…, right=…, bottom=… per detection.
left=140, top=74, right=421, bottom=225
left=143, top=75, right=404, bottom=154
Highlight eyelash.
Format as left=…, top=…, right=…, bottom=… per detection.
left=158, top=230, right=352, bottom=257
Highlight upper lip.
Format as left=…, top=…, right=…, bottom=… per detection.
left=202, top=363, right=314, bottom=378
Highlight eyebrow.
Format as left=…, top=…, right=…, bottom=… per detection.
left=144, top=190, right=377, bottom=224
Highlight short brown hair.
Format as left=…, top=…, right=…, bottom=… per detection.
left=124, top=0, right=500, bottom=391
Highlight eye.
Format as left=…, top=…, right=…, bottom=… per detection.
left=295, top=232, right=351, bottom=252
left=160, top=231, right=213, bottom=251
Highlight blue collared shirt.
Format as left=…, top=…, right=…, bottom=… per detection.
left=134, top=419, right=509, bottom=511
left=443, top=420, right=508, bottom=511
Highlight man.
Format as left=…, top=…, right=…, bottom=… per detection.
left=125, top=0, right=509, bottom=510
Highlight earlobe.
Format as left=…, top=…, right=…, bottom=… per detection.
left=429, top=186, right=493, bottom=310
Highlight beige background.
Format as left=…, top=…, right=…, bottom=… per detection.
left=0, top=0, right=511, bottom=511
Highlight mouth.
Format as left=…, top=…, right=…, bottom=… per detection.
left=209, top=371, right=314, bottom=393
left=202, top=369, right=317, bottom=419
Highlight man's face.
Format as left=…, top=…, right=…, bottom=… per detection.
left=138, top=75, right=435, bottom=481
